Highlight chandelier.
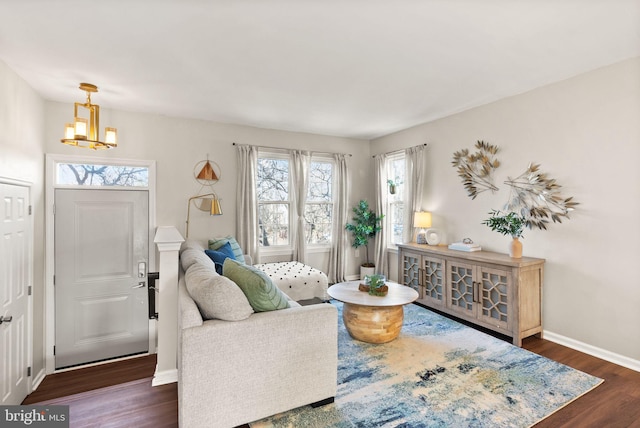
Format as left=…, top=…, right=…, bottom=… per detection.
left=61, top=83, right=117, bottom=150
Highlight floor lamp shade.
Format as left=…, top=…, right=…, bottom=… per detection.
left=186, top=193, right=222, bottom=237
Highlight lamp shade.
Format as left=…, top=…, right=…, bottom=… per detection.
left=74, top=117, right=88, bottom=139
left=210, top=198, right=222, bottom=215
left=414, top=211, right=432, bottom=228
left=64, top=123, right=75, bottom=140
left=105, top=127, right=117, bottom=145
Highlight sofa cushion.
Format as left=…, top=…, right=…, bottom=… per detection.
left=180, top=247, right=217, bottom=273
left=181, top=238, right=206, bottom=252
left=208, top=236, right=245, bottom=263
left=205, top=242, right=236, bottom=274
left=185, top=262, right=254, bottom=321
left=222, top=259, right=290, bottom=312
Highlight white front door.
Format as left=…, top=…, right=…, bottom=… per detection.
left=54, top=189, right=149, bottom=369
left=0, top=183, right=31, bottom=405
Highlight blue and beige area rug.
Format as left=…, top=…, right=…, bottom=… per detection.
left=252, top=301, right=603, bottom=428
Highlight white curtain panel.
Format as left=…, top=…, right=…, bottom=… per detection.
left=291, top=150, right=310, bottom=263
left=235, top=144, right=260, bottom=263
left=373, top=154, right=389, bottom=277
left=328, top=153, right=349, bottom=283
left=403, top=145, right=427, bottom=243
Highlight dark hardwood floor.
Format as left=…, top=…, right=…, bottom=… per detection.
left=22, top=355, right=178, bottom=427
left=521, top=337, right=640, bottom=428
left=23, top=340, right=640, bottom=427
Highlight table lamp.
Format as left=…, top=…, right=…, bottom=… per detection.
left=414, top=211, right=432, bottom=244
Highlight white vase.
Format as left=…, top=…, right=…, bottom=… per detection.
left=360, top=265, right=375, bottom=280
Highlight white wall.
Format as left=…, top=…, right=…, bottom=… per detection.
left=0, top=61, right=46, bottom=380
left=43, top=103, right=372, bottom=277
left=371, top=57, right=640, bottom=363
left=5, top=53, right=638, bottom=377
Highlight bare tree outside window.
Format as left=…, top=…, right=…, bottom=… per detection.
left=305, top=161, right=333, bottom=245
left=256, top=156, right=335, bottom=247
left=257, top=157, right=290, bottom=246
left=57, top=163, right=149, bottom=187
left=388, top=156, right=405, bottom=245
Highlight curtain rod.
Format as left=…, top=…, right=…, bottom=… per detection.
left=232, top=142, right=352, bottom=157
left=372, top=143, right=427, bottom=158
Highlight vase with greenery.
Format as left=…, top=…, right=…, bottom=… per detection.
left=387, top=179, right=396, bottom=194
left=367, top=274, right=388, bottom=296
left=481, top=210, right=526, bottom=258
left=345, top=200, right=384, bottom=276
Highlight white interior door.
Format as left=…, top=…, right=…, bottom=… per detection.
left=0, top=183, right=30, bottom=405
left=54, top=189, right=149, bottom=369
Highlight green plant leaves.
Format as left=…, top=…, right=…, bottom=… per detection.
left=345, top=200, right=384, bottom=265
left=481, top=210, right=526, bottom=238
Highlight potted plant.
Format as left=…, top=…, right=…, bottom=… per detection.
left=368, top=274, right=389, bottom=296
left=345, top=200, right=384, bottom=278
left=387, top=177, right=402, bottom=194
left=481, top=210, right=526, bottom=258
left=387, top=179, right=397, bottom=194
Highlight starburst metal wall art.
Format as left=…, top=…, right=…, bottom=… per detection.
left=451, top=140, right=501, bottom=199
left=452, top=142, right=578, bottom=231
left=503, top=163, right=579, bottom=230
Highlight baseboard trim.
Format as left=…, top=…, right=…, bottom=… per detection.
left=345, top=275, right=360, bottom=281
left=31, top=368, right=46, bottom=392
left=544, top=330, right=640, bottom=373
left=152, top=368, right=178, bottom=386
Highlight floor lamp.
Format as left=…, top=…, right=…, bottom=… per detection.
left=186, top=193, right=222, bottom=237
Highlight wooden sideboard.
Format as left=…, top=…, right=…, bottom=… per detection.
left=397, top=243, right=545, bottom=346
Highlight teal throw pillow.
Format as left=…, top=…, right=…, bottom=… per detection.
left=222, top=258, right=290, bottom=312
left=204, top=242, right=235, bottom=274
left=209, top=236, right=245, bottom=264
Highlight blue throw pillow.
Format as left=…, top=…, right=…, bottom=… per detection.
left=208, top=236, right=245, bottom=263
left=205, top=242, right=236, bottom=274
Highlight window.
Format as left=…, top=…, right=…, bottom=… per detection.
left=305, top=160, right=334, bottom=245
left=257, top=155, right=290, bottom=247
left=256, top=153, right=335, bottom=248
left=387, top=154, right=406, bottom=246
left=56, top=163, right=149, bottom=187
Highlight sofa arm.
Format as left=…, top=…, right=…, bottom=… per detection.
left=178, top=274, right=203, bottom=330
left=179, top=303, right=338, bottom=428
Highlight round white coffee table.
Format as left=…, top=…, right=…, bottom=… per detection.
left=328, top=281, right=418, bottom=344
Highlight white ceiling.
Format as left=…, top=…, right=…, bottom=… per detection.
left=1, top=0, right=639, bottom=139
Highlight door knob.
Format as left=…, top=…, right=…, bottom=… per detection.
left=0, top=315, right=12, bottom=325
left=132, top=282, right=146, bottom=289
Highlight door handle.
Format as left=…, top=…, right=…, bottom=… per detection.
left=132, top=282, right=146, bottom=289
left=0, top=315, right=12, bottom=325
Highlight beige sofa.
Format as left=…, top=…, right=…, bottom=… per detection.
left=178, top=240, right=338, bottom=428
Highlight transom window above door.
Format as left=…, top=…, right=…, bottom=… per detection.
left=55, top=163, right=149, bottom=187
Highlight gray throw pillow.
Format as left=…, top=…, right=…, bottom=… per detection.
left=222, top=258, right=290, bottom=312
left=185, top=263, right=253, bottom=321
